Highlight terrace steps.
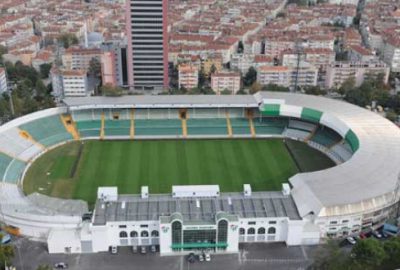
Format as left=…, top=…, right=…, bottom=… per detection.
left=305, top=124, right=318, bottom=142
left=130, top=109, right=135, bottom=139
left=60, top=114, right=80, bottom=140
left=100, top=112, right=105, bottom=140
left=18, top=129, right=45, bottom=150
left=225, top=110, right=233, bottom=137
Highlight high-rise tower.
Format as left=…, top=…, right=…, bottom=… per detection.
left=126, top=0, right=168, bottom=92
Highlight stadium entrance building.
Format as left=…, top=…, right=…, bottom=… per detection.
left=48, top=186, right=319, bottom=255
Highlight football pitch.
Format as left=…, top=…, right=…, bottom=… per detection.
left=23, top=139, right=334, bottom=206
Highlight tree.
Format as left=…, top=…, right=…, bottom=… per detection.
left=382, top=237, right=400, bottom=270
left=39, top=63, right=52, bottom=79
left=0, top=45, right=7, bottom=63
left=88, top=57, right=101, bottom=78
left=243, top=67, right=257, bottom=87
left=303, top=85, right=326, bottom=95
left=350, top=238, right=387, bottom=270
left=36, top=265, right=53, bottom=270
left=311, top=240, right=350, bottom=270
left=237, top=41, right=244, bottom=53
left=220, top=89, right=232, bottom=95
left=198, top=66, right=207, bottom=88
left=209, top=64, right=217, bottom=76
left=57, top=33, right=79, bottom=49
left=100, top=84, right=123, bottom=97
left=249, top=82, right=262, bottom=94
left=262, top=83, right=290, bottom=92
left=0, top=233, right=15, bottom=268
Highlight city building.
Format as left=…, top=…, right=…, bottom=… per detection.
left=62, top=47, right=102, bottom=71
left=126, top=0, right=169, bottom=92
left=101, top=51, right=118, bottom=87
left=211, top=72, right=241, bottom=94
left=178, top=64, right=198, bottom=90
left=61, top=69, right=89, bottom=97
left=0, top=68, right=7, bottom=94
left=325, top=61, right=390, bottom=88
left=383, top=37, right=400, bottom=73
left=257, top=64, right=318, bottom=89
left=231, top=54, right=255, bottom=74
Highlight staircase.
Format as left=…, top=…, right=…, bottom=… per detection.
left=130, top=109, right=135, bottom=139
left=225, top=110, right=233, bottom=137
left=60, top=114, right=80, bottom=140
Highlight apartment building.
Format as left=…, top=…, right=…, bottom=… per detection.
left=62, top=47, right=102, bottom=71
left=211, top=72, right=241, bottom=94
left=325, top=61, right=390, bottom=88
left=231, top=54, right=255, bottom=74
left=178, top=64, right=198, bottom=89
left=61, top=69, right=89, bottom=97
left=383, top=37, right=400, bottom=72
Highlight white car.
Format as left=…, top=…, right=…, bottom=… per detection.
left=204, top=253, right=211, bottom=262
left=372, top=230, right=382, bottom=239
left=198, top=253, right=204, bottom=262
left=346, top=236, right=356, bottom=245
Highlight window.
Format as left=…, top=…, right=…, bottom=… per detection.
left=248, top=221, right=256, bottom=225
left=130, top=231, right=138, bottom=238
left=239, top=228, right=245, bottom=235
left=267, top=227, right=276, bottom=234
left=247, top=228, right=255, bottom=235
left=119, top=231, right=127, bottom=238
left=141, top=231, right=149, bottom=237
left=330, top=221, right=338, bottom=225
left=257, top=227, right=266, bottom=234
left=151, top=230, right=159, bottom=237
left=172, top=221, right=182, bottom=245
left=217, top=220, right=228, bottom=243
left=268, top=221, right=277, bottom=224
left=140, top=224, right=148, bottom=228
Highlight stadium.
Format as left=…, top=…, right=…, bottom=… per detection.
left=0, top=92, right=399, bottom=255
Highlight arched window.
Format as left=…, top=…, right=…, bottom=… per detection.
left=119, top=231, right=127, bottom=238
left=130, top=231, right=138, bottom=238
left=239, top=228, right=245, bottom=235
left=172, top=221, right=182, bottom=245
left=247, top=228, right=255, bottom=235
left=151, top=230, right=159, bottom=237
left=268, top=227, right=276, bottom=234
left=217, top=220, right=228, bottom=243
left=141, top=231, right=149, bottom=237
left=257, top=227, right=266, bottom=234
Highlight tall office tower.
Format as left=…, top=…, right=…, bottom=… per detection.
left=126, top=0, right=168, bottom=92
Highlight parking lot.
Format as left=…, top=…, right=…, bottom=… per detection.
left=11, top=238, right=316, bottom=270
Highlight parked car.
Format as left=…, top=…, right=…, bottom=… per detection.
left=371, top=230, right=382, bottom=239
left=110, top=246, right=118, bottom=254
left=359, top=232, right=367, bottom=239
left=0, top=231, right=11, bottom=244
left=204, top=252, right=211, bottom=262
left=346, top=236, right=356, bottom=245
left=54, top=262, right=68, bottom=269
left=150, top=245, right=157, bottom=253
left=140, top=246, right=147, bottom=254
left=132, top=246, right=138, bottom=253
left=198, top=253, right=204, bottom=262
left=187, top=253, right=196, bottom=263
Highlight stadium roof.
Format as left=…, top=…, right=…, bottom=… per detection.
left=62, top=95, right=258, bottom=109
left=92, top=192, right=301, bottom=225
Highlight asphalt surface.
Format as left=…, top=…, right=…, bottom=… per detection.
left=12, top=238, right=317, bottom=270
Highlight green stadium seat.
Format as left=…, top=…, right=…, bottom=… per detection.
left=230, top=118, right=251, bottom=135
left=0, top=152, right=13, bottom=181
left=253, top=118, right=287, bottom=135
left=3, top=159, right=26, bottom=183
left=187, top=119, right=227, bottom=135
left=19, top=115, right=73, bottom=147
left=311, top=127, right=342, bottom=147
left=76, top=120, right=101, bottom=138
left=135, top=119, right=182, bottom=136
left=104, top=120, right=130, bottom=136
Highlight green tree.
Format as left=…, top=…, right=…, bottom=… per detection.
left=350, top=238, right=387, bottom=270
left=36, top=265, right=53, bottom=270
left=209, top=64, right=217, bottom=76
left=100, top=84, right=123, bottom=97
left=382, top=237, right=400, bottom=269
left=303, top=85, right=326, bottom=95
left=57, top=33, right=79, bottom=49
left=0, top=233, right=15, bottom=268
left=220, top=89, right=232, bottom=95
left=39, top=63, right=52, bottom=79
left=198, top=66, right=207, bottom=88
left=88, top=57, right=101, bottom=78
left=0, top=45, right=7, bottom=63
left=262, top=83, right=290, bottom=92
left=243, top=67, right=257, bottom=87
left=249, top=81, right=262, bottom=94
left=311, top=240, right=350, bottom=270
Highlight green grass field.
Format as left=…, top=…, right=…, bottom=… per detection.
left=23, top=139, right=334, bottom=206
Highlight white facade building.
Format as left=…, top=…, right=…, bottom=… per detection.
left=62, top=70, right=89, bottom=97
left=383, top=37, right=400, bottom=72
left=211, top=72, right=241, bottom=94
left=178, top=64, right=198, bottom=89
